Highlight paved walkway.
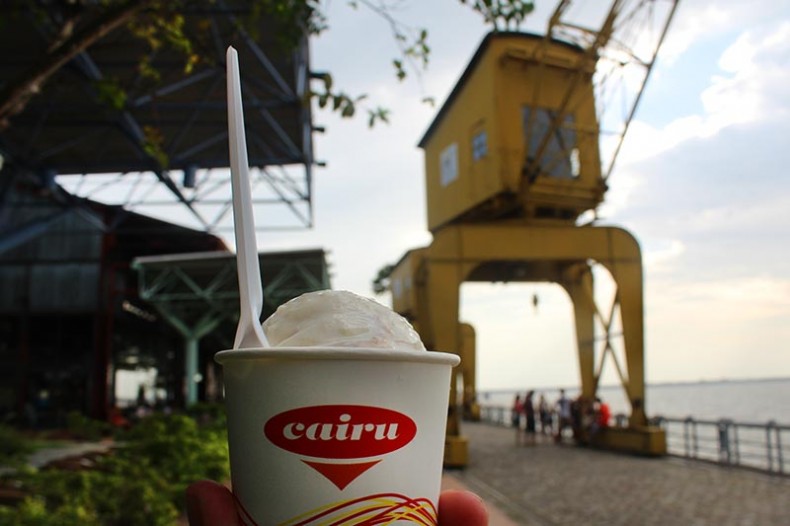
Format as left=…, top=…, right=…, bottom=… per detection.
left=24, top=441, right=112, bottom=469
left=0, top=441, right=112, bottom=477
left=443, top=422, right=790, bottom=525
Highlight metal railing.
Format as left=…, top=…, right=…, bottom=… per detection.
left=477, top=404, right=788, bottom=475
left=479, top=405, right=512, bottom=427
left=653, top=416, right=788, bottom=475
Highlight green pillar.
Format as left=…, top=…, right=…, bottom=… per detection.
left=185, top=336, right=199, bottom=406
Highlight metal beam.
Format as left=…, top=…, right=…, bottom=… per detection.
left=0, top=209, right=68, bottom=255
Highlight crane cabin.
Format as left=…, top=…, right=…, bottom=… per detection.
left=419, top=31, right=605, bottom=231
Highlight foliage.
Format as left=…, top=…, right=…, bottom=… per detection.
left=0, top=463, right=178, bottom=526
left=0, top=411, right=229, bottom=525
left=128, top=7, right=199, bottom=81
left=65, top=412, right=111, bottom=441
left=0, top=425, right=33, bottom=466
left=142, top=126, right=170, bottom=169
left=94, top=78, right=128, bottom=110
left=250, top=0, right=327, bottom=47
left=0, top=495, right=101, bottom=526
left=185, top=402, right=228, bottom=430
left=460, top=0, right=535, bottom=30
left=372, top=263, right=395, bottom=295
left=120, top=413, right=229, bottom=507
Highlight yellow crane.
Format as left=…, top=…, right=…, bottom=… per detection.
left=387, top=0, right=681, bottom=466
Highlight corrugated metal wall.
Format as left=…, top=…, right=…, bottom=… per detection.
left=29, top=263, right=101, bottom=311
left=0, top=191, right=102, bottom=312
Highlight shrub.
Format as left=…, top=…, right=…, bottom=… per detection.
left=65, top=412, right=110, bottom=441
left=0, top=411, right=229, bottom=525
left=120, top=413, right=229, bottom=508
left=0, top=425, right=33, bottom=466
left=185, top=402, right=227, bottom=431
left=0, top=495, right=100, bottom=526
left=0, top=466, right=178, bottom=526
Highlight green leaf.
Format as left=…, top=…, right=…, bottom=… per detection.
left=341, top=103, right=355, bottom=118
left=322, top=72, right=333, bottom=91
left=393, top=59, right=406, bottom=81
left=94, top=79, right=127, bottom=110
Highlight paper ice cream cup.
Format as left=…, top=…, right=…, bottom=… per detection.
left=215, top=347, right=460, bottom=526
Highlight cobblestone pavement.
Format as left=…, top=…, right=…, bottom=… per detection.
left=445, top=422, right=790, bottom=526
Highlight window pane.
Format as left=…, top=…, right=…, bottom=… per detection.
left=522, top=107, right=578, bottom=178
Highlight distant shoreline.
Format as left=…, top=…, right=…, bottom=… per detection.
left=479, top=376, right=790, bottom=394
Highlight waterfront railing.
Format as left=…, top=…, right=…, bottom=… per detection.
left=477, top=404, right=788, bottom=476
left=652, top=416, right=787, bottom=475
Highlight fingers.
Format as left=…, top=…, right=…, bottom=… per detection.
left=184, top=482, right=487, bottom=526
left=186, top=480, right=241, bottom=526
left=439, top=489, right=489, bottom=526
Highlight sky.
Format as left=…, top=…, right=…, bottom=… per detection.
left=238, top=0, right=790, bottom=393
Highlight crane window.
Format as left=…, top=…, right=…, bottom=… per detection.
left=440, top=142, right=459, bottom=187
left=472, top=129, right=488, bottom=161
left=522, top=107, right=578, bottom=178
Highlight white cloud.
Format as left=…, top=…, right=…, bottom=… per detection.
left=703, top=22, right=790, bottom=124
left=658, top=0, right=790, bottom=64
left=645, top=275, right=790, bottom=381
left=601, top=19, right=790, bottom=224
left=658, top=3, right=731, bottom=64
left=643, top=239, right=686, bottom=276
left=651, top=276, right=790, bottom=319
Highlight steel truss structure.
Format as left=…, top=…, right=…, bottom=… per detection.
left=133, top=249, right=330, bottom=404
left=0, top=1, right=315, bottom=245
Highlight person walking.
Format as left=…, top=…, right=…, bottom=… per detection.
left=523, top=390, right=537, bottom=446
left=555, top=389, right=572, bottom=444
left=538, top=393, right=552, bottom=436
left=511, top=394, right=523, bottom=445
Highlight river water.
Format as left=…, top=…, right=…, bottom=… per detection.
left=479, top=377, right=790, bottom=424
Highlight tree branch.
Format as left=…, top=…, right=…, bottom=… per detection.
left=0, top=0, right=155, bottom=131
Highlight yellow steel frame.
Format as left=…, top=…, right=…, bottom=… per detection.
left=409, top=222, right=666, bottom=461
left=398, top=2, right=682, bottom=462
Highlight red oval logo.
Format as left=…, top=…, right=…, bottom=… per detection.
left=264, top=405, right=417, bottom=459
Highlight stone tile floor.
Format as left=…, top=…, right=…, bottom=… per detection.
left=443, top=422, right=790, bottom=525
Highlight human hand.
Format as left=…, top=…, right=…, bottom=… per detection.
left=186, top=480, right=488, bottom=526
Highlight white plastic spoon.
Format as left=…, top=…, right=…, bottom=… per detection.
left=227, top=46, right=270, bottom=349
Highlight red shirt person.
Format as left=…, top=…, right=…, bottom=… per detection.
left=596, top=399, right=611, bottom=429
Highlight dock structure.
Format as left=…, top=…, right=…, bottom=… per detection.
left=443, top=422, right=790, bottom=525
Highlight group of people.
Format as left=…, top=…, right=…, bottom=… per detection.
left=511, top=389, right=611, bottom=445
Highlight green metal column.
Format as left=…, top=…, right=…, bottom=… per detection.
left=185, top=336, right=199, bottom=406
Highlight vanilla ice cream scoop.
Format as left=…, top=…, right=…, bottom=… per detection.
left=262, top=290, right=426, bottom=351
